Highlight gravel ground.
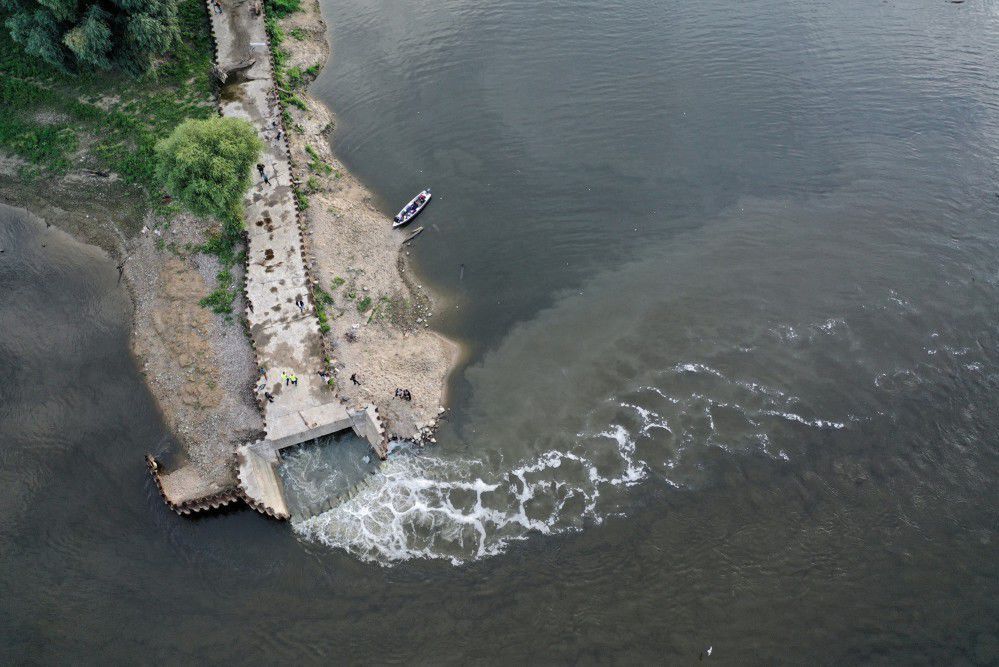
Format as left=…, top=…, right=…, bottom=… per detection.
left=126, top=213, right=263, bottom=489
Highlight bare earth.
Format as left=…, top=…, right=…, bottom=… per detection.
left=279, top=0, right=461, bottom=441
left=128, top=216, right=263, bottom=489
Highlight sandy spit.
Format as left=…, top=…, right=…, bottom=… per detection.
left=277, top=0, right=462, bottom=441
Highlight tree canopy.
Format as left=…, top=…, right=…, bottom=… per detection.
left=155, top=116, right=263, bottom=222
left=1, top=0, right=180, bottom=72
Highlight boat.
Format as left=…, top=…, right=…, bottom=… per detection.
left=393, top=188, right=432, bottom=228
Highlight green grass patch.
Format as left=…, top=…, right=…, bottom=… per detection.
left=356, top=296, right=372, bottom=312
left=305, top=144, right=332, bottom=174
left=313, top=285, right=334, bottom=333
left=196, top=214, right=246, bottom=314
left=292, top=185, right=309, bottom=211
left=266, top=0, right=302, bottom=19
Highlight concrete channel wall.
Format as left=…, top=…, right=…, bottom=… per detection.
left=149, top=0, right=388, bottom=520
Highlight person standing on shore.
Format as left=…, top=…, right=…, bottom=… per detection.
left=291, top=374, right=298, bottom=386
left=256, top=163, right=269, bottom=185
left=350, top=373, right=360, bottom=386
left=282, top=371, right=289, bottom=386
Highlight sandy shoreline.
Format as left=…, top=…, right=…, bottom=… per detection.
left=278, top=0, right=461, bottom=442
left=0, top=0, right=461, bottom=498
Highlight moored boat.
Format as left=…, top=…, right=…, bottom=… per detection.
left=393, top=188, right=431, bottom=228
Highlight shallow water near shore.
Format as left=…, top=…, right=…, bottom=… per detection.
left=3, top=0, right=999, bottom=661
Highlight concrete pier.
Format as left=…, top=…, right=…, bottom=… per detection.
left=149, top=0, right=388, bottom=519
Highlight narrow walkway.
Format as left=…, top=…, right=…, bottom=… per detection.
left=150, top=1, right=386, bottom=520
left=212, top=1, right=339, bottom=440
left=213, top=1, right=388, bottom=519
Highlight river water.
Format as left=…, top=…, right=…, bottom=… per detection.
left=2, top=0, right=998, bottom=662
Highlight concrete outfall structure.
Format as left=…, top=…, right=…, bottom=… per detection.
left=149, top=0, right=387, bottom=519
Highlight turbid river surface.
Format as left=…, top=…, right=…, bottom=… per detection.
left=2, top=0, right=998, bottom=662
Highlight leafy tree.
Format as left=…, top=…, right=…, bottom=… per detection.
left=155, top=116, right=263, bottom=222
left=1, top=0, right=180, bottom=72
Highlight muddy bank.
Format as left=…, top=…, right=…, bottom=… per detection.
left=277, top=0, right=462, bottom=441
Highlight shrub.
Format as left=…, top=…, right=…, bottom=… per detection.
left=154, top=116, right=262, bottom=221
left=266, top=0, right=301, bottom=18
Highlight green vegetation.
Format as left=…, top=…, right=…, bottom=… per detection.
left=200, top=267, right=237, bottom=314
left=356, top=296, right=372, bottom=313
left=154, top=116, right=263, bottom=221
left=331, top=276, right=346, bottom=288
left=286, top=65, right=304, bottom=87
left=153, top=116, right=258, bottom=313
left=264, top=1, right=313, bottom=128
left=3, top=0, right=181, bottom=73
left=292, top=184, right=309, bottom=211
left=265, top=0, right=301, bottom=18
left=289, top=27, right=307, bottom=41
left=0, top=0, right=239, bottom=315
left=0, top=0, right=214, bottom=193
left=366, top=295, right=391, bottom=323
left=305, top=144, right=332, bottom=175
left=313, top=285, right=334, bottom=333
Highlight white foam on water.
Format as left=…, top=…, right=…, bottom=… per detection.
left=620, top=402, right=672, bottom=435
left=293, top=362, right=854, bottom=565
left=639, top=385, right=681, bottom=404
left=759, top=409, right=845, bottom=430
left=814, top=317, right=846, bottom=333
left=293, top=422, right=652, bottom=566
left=674, top=362, right=726, bottom=378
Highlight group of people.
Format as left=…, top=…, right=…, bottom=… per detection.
left=212, top=0, right=223, bottom=15
left=256, top=365, right=415, bottom=405
left=257, top=368, right=298, bottom=404
left=395, top=194, right=427, bottom=222
left=256, top=163, right=271, bottom=185
left=266, top=120, right=284, bottom=145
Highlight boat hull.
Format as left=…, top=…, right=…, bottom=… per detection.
left=393, top=190, right=432, bottom=228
